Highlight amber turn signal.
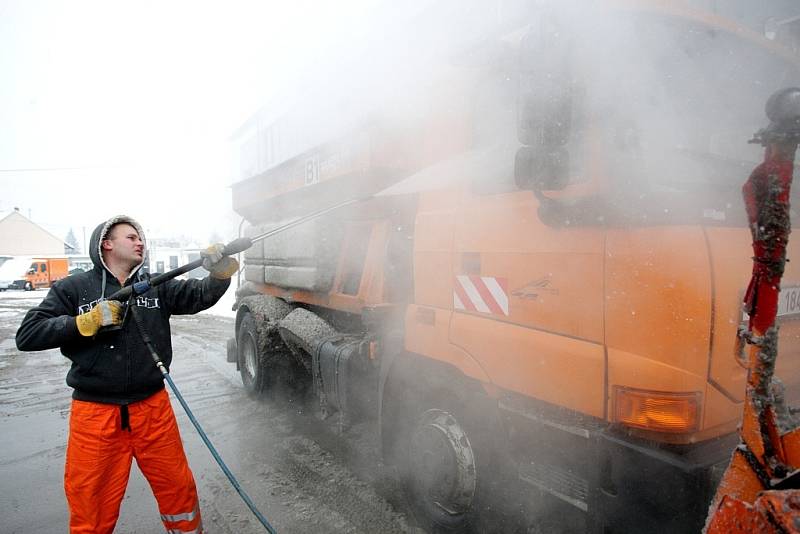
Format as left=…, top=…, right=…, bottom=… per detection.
left=613, top=387, right=700, bottom=433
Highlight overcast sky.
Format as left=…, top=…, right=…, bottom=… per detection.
left=0, top=0, right=390, bottom=249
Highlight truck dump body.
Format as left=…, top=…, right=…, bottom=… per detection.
left=229, top=1, right=800, bottom=531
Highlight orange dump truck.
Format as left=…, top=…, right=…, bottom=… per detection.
left=227, top=2, right=800, bottom=531
left=25, top=257, right=68, bottom=290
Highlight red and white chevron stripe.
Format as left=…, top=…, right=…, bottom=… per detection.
left=453, top=275, right=509, bottom=316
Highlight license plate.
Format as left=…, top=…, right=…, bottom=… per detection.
left=742, top=284, right=800, bottom=321
left=778, top=285, right=800, bottom=318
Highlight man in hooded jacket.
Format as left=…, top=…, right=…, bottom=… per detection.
left=16, top=215, right=238, bottom=534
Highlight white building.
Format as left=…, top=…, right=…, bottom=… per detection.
left=0, top=209, right=74, bottom=257
left=68, top=254, right=93, bottom=274
left=146, top=246, right=207, bottom=279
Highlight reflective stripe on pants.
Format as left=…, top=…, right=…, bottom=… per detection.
left=65, top=389, right=202, bottom=534
left=163, top=503, right=203, bottom=533
left=162, top=503, right=200, bottom=523
left=166, top=525, right=204, bottom=534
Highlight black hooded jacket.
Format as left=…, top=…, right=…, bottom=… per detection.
left=15, top=215, right=230, bottom=404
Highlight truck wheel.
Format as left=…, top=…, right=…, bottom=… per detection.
left=237, top=312, right=269, bottom=395
left=406, top=407, right=481, bottom=532
left=24, top=281, right=33, bottom=291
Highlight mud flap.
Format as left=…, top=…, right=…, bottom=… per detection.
left=226, top=337, right=237, bottom=363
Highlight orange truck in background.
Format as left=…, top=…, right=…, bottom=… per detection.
left=25, top=257, right=68, bottom=290
left=227, top=1, right=800, bottom=532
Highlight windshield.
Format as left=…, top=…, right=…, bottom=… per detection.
left=580, top=14, right=800, bottom=193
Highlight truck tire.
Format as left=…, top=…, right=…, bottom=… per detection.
left=404, top=400, right=494, bottom=533
left=24, top=281, right=33, bottom=291
left=237, top=312, right=270, bottom=396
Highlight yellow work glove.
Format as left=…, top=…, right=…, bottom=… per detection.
left=75, top=300, right=123, bottom=337
left=201, top=243, right=239, bottom=280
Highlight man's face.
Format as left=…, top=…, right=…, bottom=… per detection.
left=102, top=223, right=144, bottom=268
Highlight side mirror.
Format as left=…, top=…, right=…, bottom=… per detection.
left=517, top=90, right=572, bottom=146
left=515, top=146, right=570, bottom=191
left=517, top=17, right=573, bottom=147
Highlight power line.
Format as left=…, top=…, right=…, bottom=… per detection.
left=0, top=166, right=123, bottom=173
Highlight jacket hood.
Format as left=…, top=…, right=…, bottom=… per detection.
left=89, top=215, right=147, bottom=280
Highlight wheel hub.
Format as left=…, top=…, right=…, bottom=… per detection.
left=409, top=409, right=477, bottom=515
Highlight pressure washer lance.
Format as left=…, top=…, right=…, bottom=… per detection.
left=108, top=197, right=361, bottom=303
left=107, top=236, right=277, bottom=533
left=107, top=237, right=253, bottom=302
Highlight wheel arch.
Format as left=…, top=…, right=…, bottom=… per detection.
left=235, top=294, right=294, bottom=335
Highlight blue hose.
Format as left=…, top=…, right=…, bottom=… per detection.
left=163, top=372, right=278, bottom=534
left=129, top=301, right=277, bottom=533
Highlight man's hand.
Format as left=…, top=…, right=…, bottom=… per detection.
left=75, top=300, right=123, bottom=337
left=201, top=243, right=239, bottom=280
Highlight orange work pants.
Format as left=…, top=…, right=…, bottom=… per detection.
left=64, top=388, right=203, bottom=533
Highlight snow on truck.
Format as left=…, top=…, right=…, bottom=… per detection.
left=226, top=1, right=800, bottom=532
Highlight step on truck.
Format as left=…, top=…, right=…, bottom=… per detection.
left=226, top=1, right=800, bottom=531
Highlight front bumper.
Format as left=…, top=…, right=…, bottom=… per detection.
left=591, top=429, right=736, bottom=534
left=501, top=395, right=736, bottom=534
